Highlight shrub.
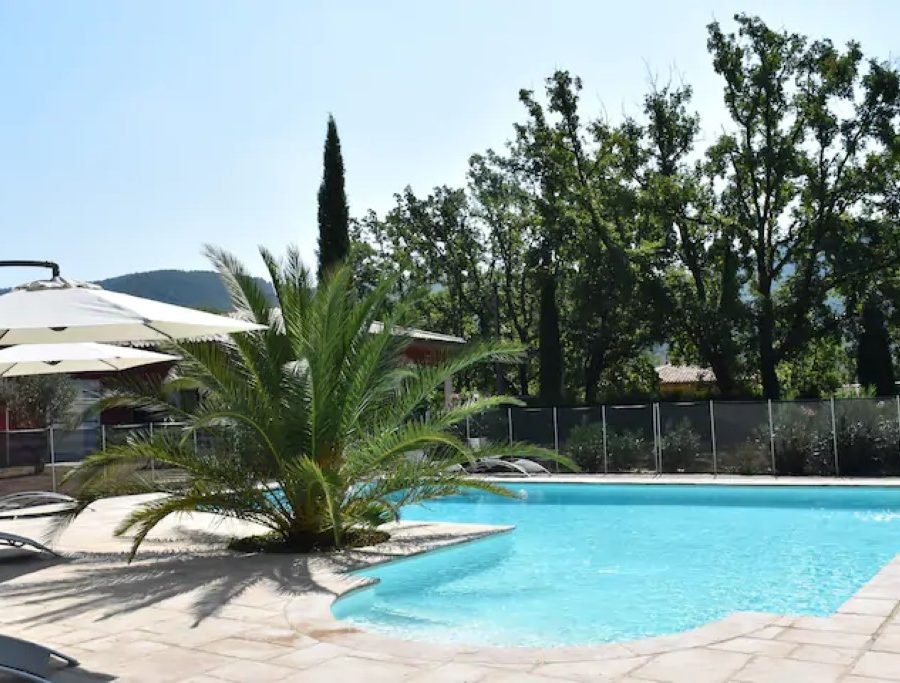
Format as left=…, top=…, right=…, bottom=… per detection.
left=833, top=401, right=900, bottom=476
left=772, top=404, right=833, bottom=475
left=607, top=429, right=653, bottom=472
left=660, top=419, right=707, bottom=473
left=565, top=423, right=604, bottom=472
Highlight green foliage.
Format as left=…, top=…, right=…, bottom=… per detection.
left=778, top=337, right=853, bottom=399
left=565, top=422, right=660, bottom=473
left=772, top=404, right=834, bottom=475
left=565, top=422, right=605, bottom=472
left=833, top=400, right=900, bottom=476
left=0, top=375, right=77, bottom=428
left=660, top=419, right=706, bottom=473
left=66, top=246, right=569, bottom=559
left=347, top=14, right=900, bottom=403
left=317, top=115, right=350, bottom=280
left=606, top=429, right=653, bottom=472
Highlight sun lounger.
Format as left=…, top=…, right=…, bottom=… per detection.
left=0, top=634, right=79, bottom=682
left=0, top=532, right=59, bottom=557
left=465, top=457, right=551, bottom=476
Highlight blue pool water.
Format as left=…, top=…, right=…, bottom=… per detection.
left=331, top=484, right=900, bottom=647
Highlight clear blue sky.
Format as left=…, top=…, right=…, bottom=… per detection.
left=0, top=0, right=896, bottom=287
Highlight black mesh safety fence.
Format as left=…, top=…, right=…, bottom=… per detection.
left=771, top=400, right=836, bottom=476
left=713, top=401, right=773, bottom=474
left=557, top=407, right=605, bottom=473
left=605, top=404, right=656, bottom=473
left=658, top=402, right=714, bottom=474
left=6, top=396, right=900, bottom=493
left=832, top=397, right=900, bottom=477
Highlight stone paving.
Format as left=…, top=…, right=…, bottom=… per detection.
left=3, top=486, right=900, bottom=681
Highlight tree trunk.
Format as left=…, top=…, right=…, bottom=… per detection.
left=857, top=297, right=896, bottom=396
left=518, top=360, right=529, bottom=397
left=758, top=297, right=781, bottom=399
left=706, top=351, right=737, bottom=398
left=584, top=343, right=605, bottom=405
left=538, top=266, right=563, bottom=403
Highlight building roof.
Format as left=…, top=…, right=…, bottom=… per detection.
left=655, top=364, right=716, bottom=385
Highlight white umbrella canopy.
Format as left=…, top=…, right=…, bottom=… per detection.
left=0, top=277, right=265, bottom=345
left=0, top=343, right=179, bottom=378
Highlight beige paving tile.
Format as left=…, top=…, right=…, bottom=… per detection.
left=205, top=659, right=299, bottom=682
left=788, top=643, right=861, bottom=665
left=44, top=628, right=112, bottom=647
left=732, top=655, right=845, bottom=682
left=842, top=677, right=899, bottom=683
left=480, top=673, right=579, bottom=683
left=853, top=651, right=900, bottom=680
left=196, top=637, right=296, bottom=661
left=872, top=630, right=900, bottom=653
left=212, top=604, right=279, bottom=623
left=840, top=598, right=898, bottom=617
left=142, top=618, right=248, bottom=646
left=269, top=642, right=353, bottom=669
left=630, top=648, right=749, bottom=682
left=772, top=616, right=797, bottom=627
left=275, top=655, right=420, bottom=682
left=236, top=625, right=317, bottom=648
left=793, top=614, right=885, bottom=635
left=855, top=582, right=900, bottom=600
left=406, top=662, right=492, bottom=682
left=75, top=637, right=171, bottom=667
left=710, top=637, right=795, bottom=656
left=777, top=627, right=871, bottom=648
left=118, top=647, right=237, bottom=683
left=747, top=626, right=784, bottom=639
left=533, top=656, right=648, bottom=680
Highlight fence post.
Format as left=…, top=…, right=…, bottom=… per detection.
left=101, top=424, right=106, bottom=451
left=831, top=397, right=839, bottom=477
left=193, top=429, right=198, bottom=454
left=552, top=406, right=560, bottom=473
left=49, top=425, right=56, bottom=492
left=465, top=415, right=471, bottom=443
left=507, top=407, right=513, bottom=446
left=149, top=422, right=155, bottom=482
left=602, top=405, right=608, bottom=474
left=709, top=400, right=718, bottom=476
left=654, top=403, right=661, bottom=474
left=768, top=399, right=776, bottom=475
left=5, top=405, right=12, bottom=467
left=896, top=395, right=900, bottom=467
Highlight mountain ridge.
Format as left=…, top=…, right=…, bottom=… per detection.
left=0, top=270, right=275, bottom=311
left=97, top=270, right=275, bottom=311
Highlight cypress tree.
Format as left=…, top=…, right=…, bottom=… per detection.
left=317, top=115, right=349, bottom=281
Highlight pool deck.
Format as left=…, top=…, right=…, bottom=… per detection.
left=4, top=484, right=900, bottom=681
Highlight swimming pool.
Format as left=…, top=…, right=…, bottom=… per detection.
left=331, top=483, right=900, bottom=647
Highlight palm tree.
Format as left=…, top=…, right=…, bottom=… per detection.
left=67, top=246, right=568, bottom=559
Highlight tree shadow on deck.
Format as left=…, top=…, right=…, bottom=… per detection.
left=0, top=521, right=501, bottom=634
left=0, top=545, right=334, bottom=629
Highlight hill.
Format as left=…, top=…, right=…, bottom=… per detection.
left=97, top=270, right=275, bottom=311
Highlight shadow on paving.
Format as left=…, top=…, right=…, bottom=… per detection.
left=0, top=522, right=496, bottom=633
left=0, top=553, right=66, bottom=585
left=0, top=548, right=334, bottom=629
